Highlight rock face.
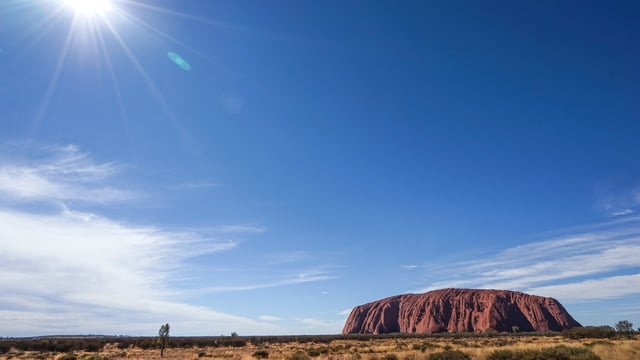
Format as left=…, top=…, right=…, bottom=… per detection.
left=342, top=288, right=580, bottom=334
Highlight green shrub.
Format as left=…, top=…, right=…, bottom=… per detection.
left=540, top=345, right=600, bottom=360
left=253, top=350, right=269, bottom=358
left=412, top=341, right=438, bottom=352
left=493, top=339, right=511, bottom=347
left=81, top=355, right=111, bottom=360
left=427, top=350, right=471, bottom=360
left=306, top=348, right=321, bottom=357
left=485, top=349, right=516, bottom=360
left=230, top=339, right=247, bottom=347
left=395, top=341, right=407, bottom=349
left=84, top=341, right=103, bottom=353
left=381, top=354, right=398, bottom=360
left=562, top=326, right=615, bottom=339
left=136, top=339, right=154, bottom=350
left=486, top=346, right=600, bottom=360
left=58, top=354, right=78, bottom=360
left=451, top=339, right=470, bottom=347
left=584, top=340, right=614, bottom=347
left=288, top=351, right=310, bottom=360
left=484, top=328, right=497, bottom=337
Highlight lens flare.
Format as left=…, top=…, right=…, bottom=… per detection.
left=168, top=51, right=191, bottom=71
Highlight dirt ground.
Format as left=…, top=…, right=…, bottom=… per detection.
left=1, top=335, right=638, bottom=360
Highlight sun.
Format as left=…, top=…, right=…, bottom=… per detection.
left=63, top=0, right=112, bottom=16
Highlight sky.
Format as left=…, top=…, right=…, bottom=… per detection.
left=0, top=0, right=639, bottom=336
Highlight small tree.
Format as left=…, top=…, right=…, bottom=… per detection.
left=512, top=325, right=519, bottom=334
left=615, top=320, right=633, bottom=338
left=158, top=323, right=170, bottom=357
left=484, top=328, right=497, bottom=337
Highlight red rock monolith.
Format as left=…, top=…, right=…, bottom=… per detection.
left=342, top=288, right=581, bottom=334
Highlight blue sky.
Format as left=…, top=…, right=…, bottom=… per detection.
left=0, top=0, right=639, bottom=336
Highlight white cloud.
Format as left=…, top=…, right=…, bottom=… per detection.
left=613, top=305, right=640, bottom=316
left=212, top=224, right=267, bottom=234
left=294, top=308, right=353, bottom=334
left=0, top=144, right=304, bottom=336
left=299, top=318, right=344, bottom=334
left=526, top=273, right=640, bottom=302
left=612, top=209, right=635, bottom=217
left=595, top=184, right=640, bottom=216
left=0, top=144, right=133, bottom=204
left=263, top=251, right=310, bottom=265
left=339, top=308, right=353, bottom=316
left=402, top=264, right=434, bottom=270
left=411, top=219, right=640, bottom=303
left=0, top=206, right=282, bottom=335
left=0, top=144, right=344, bottom=335
left=198, top=271, right=335, bottom=293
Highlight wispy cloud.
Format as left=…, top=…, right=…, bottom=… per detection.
left=294, top=307, right=353, bottom=334
left=594, top=182, right=640, bottom=217
left=0, top=206, right=277, bottom=335
left=339, top=309, right=353, bottom=316
left=527, top=274, right=640, bottom=302
left=299, top=318, right=345, bottom=333
left=613, top=305, right=640, bottom=316
left=0, top=144, right=322, bottom=336
left=212, top=224, right=267, bottom=234
left=198, top=269, right=336, bottom=293
left=0, top=144, right=134, bottom=204
left=401, top=264, right=434, bottom=270
left=262, top=251, right=311, bottom=265
left=259, top=315, right=283, bottom=322
left=410, top=218, right=640, bottom=303
left=612, top=209, right=635, bottom=217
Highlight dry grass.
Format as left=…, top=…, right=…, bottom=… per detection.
left=0, top=335, right=638, bottom=360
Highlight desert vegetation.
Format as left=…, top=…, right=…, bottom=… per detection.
left=0, top=330, right=638, bottom=360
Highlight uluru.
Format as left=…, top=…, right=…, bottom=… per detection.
left=342, top=288, right=581, bottom=334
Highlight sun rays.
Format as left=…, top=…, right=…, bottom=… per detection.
left=63, top=0, right=112, bottom=16
left=0, top=0, right=260, bottom=160
left=7, top=0, right=226, bottom=137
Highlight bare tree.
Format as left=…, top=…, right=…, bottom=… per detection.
left=615, top=320, right=633, bottom=338
left=158, top=323, right=170, bottom=357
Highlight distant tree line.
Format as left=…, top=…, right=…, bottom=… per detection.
left=0, top=335, right=253, bottom=354
left=0, top=320, right=635, bottom=355
left=561, top=320, right=635, bottom=340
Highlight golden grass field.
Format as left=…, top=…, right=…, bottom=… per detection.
left=0, top=335, right=638, bottom=360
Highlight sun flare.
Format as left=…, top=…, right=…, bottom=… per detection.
left=63, top=0, right=112, bottom=15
